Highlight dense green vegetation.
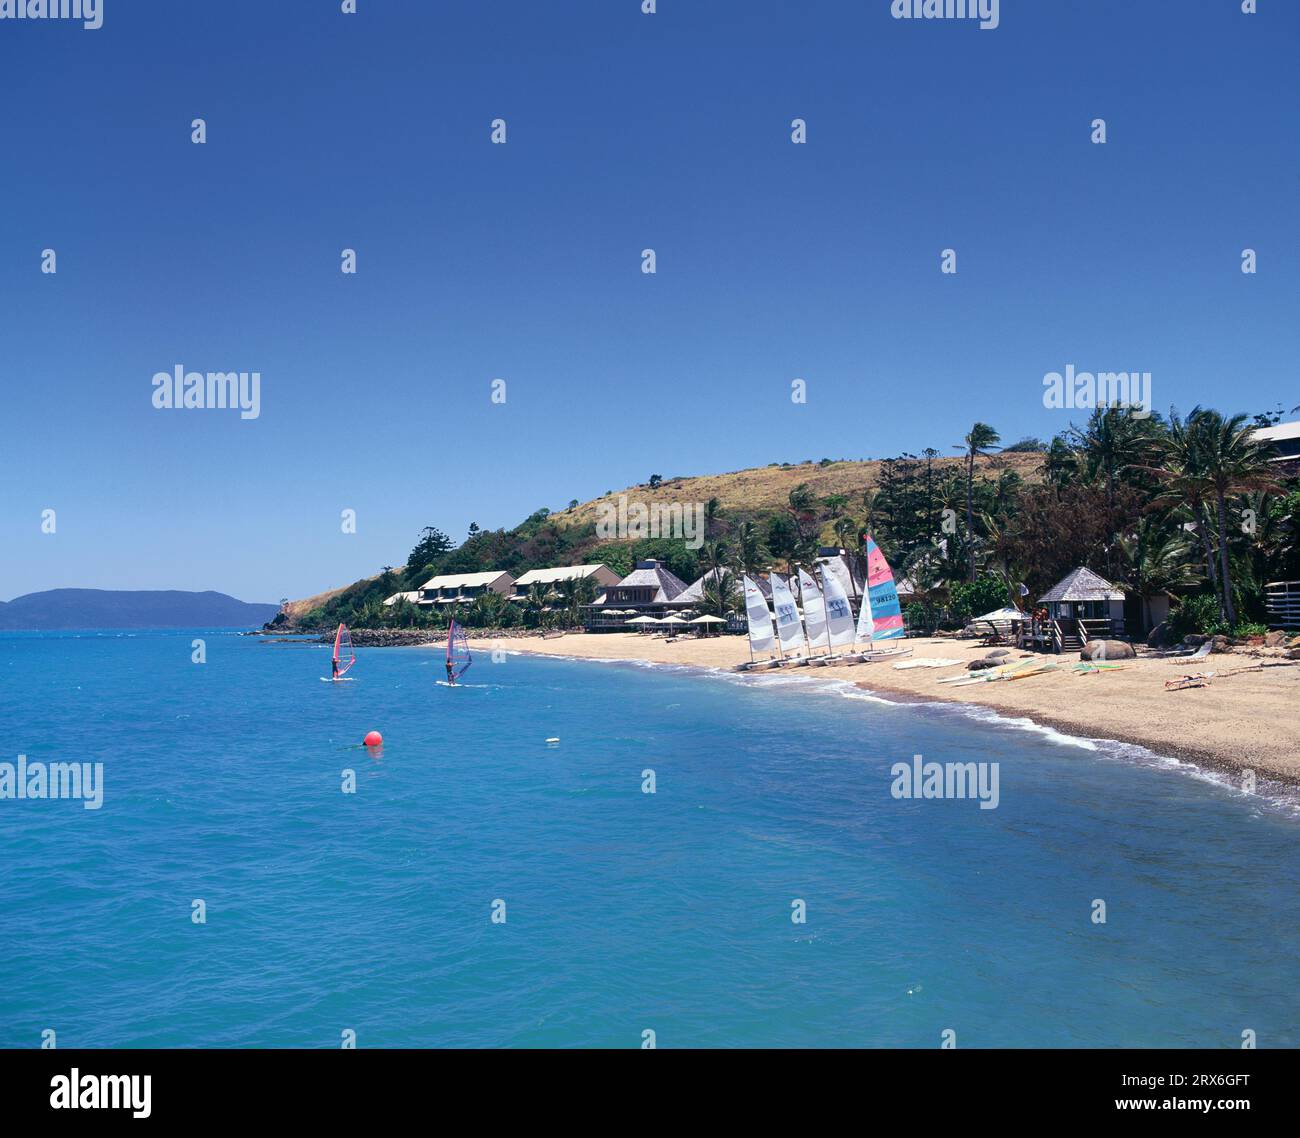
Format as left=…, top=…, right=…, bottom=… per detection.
left=278, top=404, right=1298, bottom=638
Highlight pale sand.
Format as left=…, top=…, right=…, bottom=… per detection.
left=466, top=633, right=1300, bottom=784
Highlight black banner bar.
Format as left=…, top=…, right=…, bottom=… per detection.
left=0, top=1047, right=1288, bottom=1125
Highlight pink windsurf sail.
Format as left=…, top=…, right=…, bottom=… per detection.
left=333, top=623, right=356, bottom=677
left=446, top=619, right=472, bottom=682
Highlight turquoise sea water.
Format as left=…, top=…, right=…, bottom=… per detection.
left=1, top=630, right=1297, bottom=1049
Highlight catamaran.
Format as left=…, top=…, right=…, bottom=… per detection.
left=444, top=619, right=472, bottom=685
left=839, top=534, right=912, bottom=663
left=769, top=572, right=811, bottom=667
left=736, top=574, right=781, bottom=671
left=325, top=622, right=356, bottom=681
left=797, top=567, right=833, bottom=665
left=813, top=561, right=860, bottom=663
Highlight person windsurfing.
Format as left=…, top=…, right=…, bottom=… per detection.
left=445, top=658, right=456, bottom=686
left=332, top=656, right=340, bottom=681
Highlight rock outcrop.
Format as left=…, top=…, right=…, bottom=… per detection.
left=1080, top=639, right=1136, bottom=661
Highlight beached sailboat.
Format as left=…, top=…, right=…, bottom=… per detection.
left=769, top=573, right=811, bottom=666
left=819, top=563, right=860, bottom=661
left=325, top=622, right=356, bottom=681
left=839, top=535, right=913, bottom=663
left=797, top=568, right=833, bottom=665
left=444, top=619, right=472, bottom=685
left=735, top=574, right=781, bottom=670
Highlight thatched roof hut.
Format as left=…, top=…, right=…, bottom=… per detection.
left=1038, top=567, right=1125, bottom=606
left=1038, top=568, right=1126, bottom=634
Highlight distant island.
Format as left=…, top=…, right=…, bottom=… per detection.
left=0, top=589, right=280, bottom=631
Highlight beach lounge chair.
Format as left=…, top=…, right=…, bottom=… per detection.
left=1165, top=671, right=1215, bottom=691
left=1159, top=641, right=1213, bottom=663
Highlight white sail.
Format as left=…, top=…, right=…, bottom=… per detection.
left=797, top=568, right=829, bottom=651
left=769, top=573, right=808, bottom=656
left=819, top=564, right=857, bottom=648
left=855, top=584, right=875, bottom=647
left=742, top=574, right=776, bottom=655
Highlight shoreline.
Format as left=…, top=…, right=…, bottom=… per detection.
left=461, top=632, right=1300, bottom=788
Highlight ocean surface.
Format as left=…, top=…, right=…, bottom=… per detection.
left=1, top=629, right=1297, bottom=1049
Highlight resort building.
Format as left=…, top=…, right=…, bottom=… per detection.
left=511, top=564, right=620, bottom=601
left=1252, top=419, right=1300, bottom=470
left=381, top=591, right=422, bottom=607
left=417, top=570, right=516, bottom=607
left=669, top=567, right=732, bottom=609
left=582, top=559, right=690, bottom=630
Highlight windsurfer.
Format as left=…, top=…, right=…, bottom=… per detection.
left=445, top=659, right=456, bottom=686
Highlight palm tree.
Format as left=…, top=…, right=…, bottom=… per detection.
left=956, top=422, right=1001, bottom=582
left=734, top=521, right=766, bottom=576
left=700, top=569, right=741, bottom=619
left=703, top=497, right=722, bottom=539
left=1115, top=517, right=1200, bottom=634
left=525, top=581, right=550, bottom=629
left=1196, top=410, right=1281, bottom=626
left=1149, top=408, right=1221, bottom=603
left=555, top=575, right=596, bottom=628
left=1069, top=406, right=1154, bottom=506
left=787, top=484, right=818, bottom=544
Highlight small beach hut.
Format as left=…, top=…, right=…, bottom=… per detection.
left=1037, top=567, right=1127, bottom=651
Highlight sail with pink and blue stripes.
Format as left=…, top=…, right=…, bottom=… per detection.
left=863, top=534, right=905, bottom=640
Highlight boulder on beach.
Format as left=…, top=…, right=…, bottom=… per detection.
left=1211, top=634, right=1232, bottom=653
left=968, top=658, right=999, bottom=671
left=1080, top=639, right=1136, bottom=661
left=1146, top=621, right=1175, bottom=648
left=987, top=648, right=1011, bottom=658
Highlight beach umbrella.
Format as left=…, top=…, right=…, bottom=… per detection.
left=689, top=613, right=727, bottom=636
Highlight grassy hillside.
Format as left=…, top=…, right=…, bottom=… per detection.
left=552, top=453, right=1044, bottom=530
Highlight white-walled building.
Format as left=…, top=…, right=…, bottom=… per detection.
left=417, top=571, right=516, bottom=606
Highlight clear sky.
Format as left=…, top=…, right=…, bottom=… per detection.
left=2, top=0, right=1296, bottom=602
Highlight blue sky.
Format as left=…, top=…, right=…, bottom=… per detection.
left=2, top=0, right=1296, bottom=602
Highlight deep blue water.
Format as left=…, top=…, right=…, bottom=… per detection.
left=1, top=630, right=1297, bottom=1048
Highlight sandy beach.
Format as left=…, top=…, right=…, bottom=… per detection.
left=466, top=632, right=1300, bottom=785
